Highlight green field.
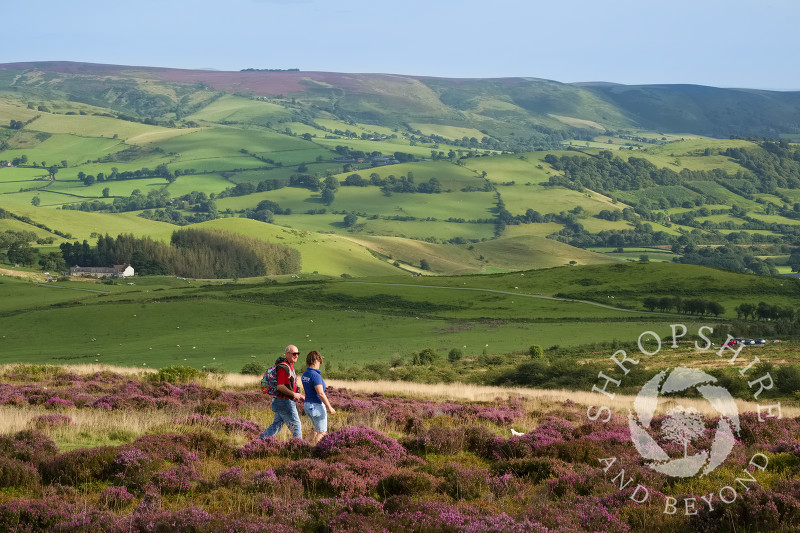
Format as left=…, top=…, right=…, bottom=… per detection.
left=1, top=261, right=780, bottom=371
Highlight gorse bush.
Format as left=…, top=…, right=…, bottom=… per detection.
left=154, top=365, right=203, bottom=384
left=240, top=362, right=266, bottom=375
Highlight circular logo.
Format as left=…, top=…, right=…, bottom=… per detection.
left=628, top=366, right=741, bottom=478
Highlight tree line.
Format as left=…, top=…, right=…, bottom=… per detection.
left=642, top=296, right=725, bottom=316
left=59, top=229, right=300, bottom=278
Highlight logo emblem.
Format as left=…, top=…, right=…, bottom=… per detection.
left=629, top=367, right=740, bottom=477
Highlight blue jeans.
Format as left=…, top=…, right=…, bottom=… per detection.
left=260, top=398, right=302, bottom=439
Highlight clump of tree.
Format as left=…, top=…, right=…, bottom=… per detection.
left=642, top=296, right=725, bottom=316
left=735, top=302, right=795, bottom=321
left=59, top=229, right=300, bottom=278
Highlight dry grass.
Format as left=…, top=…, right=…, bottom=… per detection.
left=0, top=404, right=187, bottom=437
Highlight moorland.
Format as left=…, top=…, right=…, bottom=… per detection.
left=1, top=62, right=800, bottom=532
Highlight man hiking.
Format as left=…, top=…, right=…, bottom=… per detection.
left=259, top=345, right=305, bottom=439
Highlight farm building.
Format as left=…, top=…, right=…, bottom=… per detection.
left=69, top=264, right=134, bottom=278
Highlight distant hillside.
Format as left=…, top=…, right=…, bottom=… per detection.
left=2, top=61, right=800, bottom=139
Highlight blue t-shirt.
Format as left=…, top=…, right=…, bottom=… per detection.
left=301, top=368, right=325, bottom=404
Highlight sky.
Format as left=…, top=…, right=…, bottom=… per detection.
left=3, top=0, right=799, bottom=90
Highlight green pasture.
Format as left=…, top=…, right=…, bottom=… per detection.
left=27, top=113, right=174, bottom=141
left=747, top=213, right=800, bottom=226
left=472, top=234, right=618, bottom=270
left=271, top=212, right=354, bottom=233
left=186, top=95, right=292, bottom=123
left=195, top=217, right=402, bottom=277
left=167, top=173, right=231, bottom=196
left=344, top=160, right=484, bottom=191
left=685, top=181, right=762, bottom=209
left=332, top=188, right=496, bottom=221
left=0, top=100, right=40, bottom=122
left=0, top=264, right=744, bottom=369
left=312, top=137, right=432, bottom=159
left=257, top=147, right=333, bottom=167
left=462, top=153, right=554, bottom=184
left=215, top=187, right=313, bottom=212
left=314, top=119, right=398, bottom=138
left=4, top=205, right=175, bottom=242
left=155, top=127, right=310, bottom=161
left=358, top=218, right=496, bottom=241
left=0, top=181, right=48, bottom=195
left=407, top=123, right=486, bottom=141
left=499, top=184, right=616, bottom=216
left=0, top=217, right=56, bottom=240
left=280, top=122, right=326, bottom=137
left=577, top=217, right=633, bottom=233
left=168, top=157, right=268, bottom=173
left=51, top=178, right=167, bottom=200
left=0, top=134, right=124, bottom=167
left=0, top=167, right=48, bottom=182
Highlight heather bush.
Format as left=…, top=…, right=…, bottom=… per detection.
left=0, top=498, right=75, bottom=532
left=248, top=468, right=278, bottom=492
left=216, top=465, right=244, bottom=488
left=492, top=456, right=557, bottom=483
left=99, top=485, right=134, bottom=510
left=0, top=430, right=58, bottom=467
left=43, top=396, right=76, bottom=410
left=400, top=426, right=466, bottom=455
left=40, top=446, right=117, bottom=485
left=278, top=458, right=370, bottom=497
left=152, top=464, right=200, bottom=493
left=315, top=426, right=409, bottom=466
left=691, top=478, right=800, bottom=533
left=195, top=399, right=230, bottom=416
left=376, top=468, right=441, bottom=499
left=182, top=430, right=235, bottom=461
left=29, top=413, right=74, bottom=430
left=238, top=437, right=284, bottom=459
left=0, top=456, right=40, bottom=489
left=110, top=446, right=161, bottom=490
left=436, top=463, right=491, bottom=500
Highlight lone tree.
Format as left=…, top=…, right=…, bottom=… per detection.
left=420, top=259, right=431, bottom=270
left=343, top=213, right=357, bottom=227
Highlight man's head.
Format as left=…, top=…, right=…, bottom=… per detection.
left=285, top=345, right=300, bottom=364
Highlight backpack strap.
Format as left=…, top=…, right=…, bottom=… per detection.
left=274, top=357, right=296, bottom=393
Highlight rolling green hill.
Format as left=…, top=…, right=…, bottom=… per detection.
left=3, top=62, right=800, bottom=280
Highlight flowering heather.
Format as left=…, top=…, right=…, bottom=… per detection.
left=216, top=465, right=244, bottom=488
left=152, top=464, right=201, bottom=493
left=0, top=430, right=58, bottom=466
left=278, top=458, right=370, bottom=497
left=43, top=396, right=75, bottom=410
left=30, top=413, right=74, bottom=429
left=315, top=426, right=410, bottom=465
left=248, top=468, right=278, bottom=492
left=238, top=437, right=285, bottom=458
left=99, top=485, right=134, bottom=510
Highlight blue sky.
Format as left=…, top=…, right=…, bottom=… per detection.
left=3, top=0, right=798, bottom=90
